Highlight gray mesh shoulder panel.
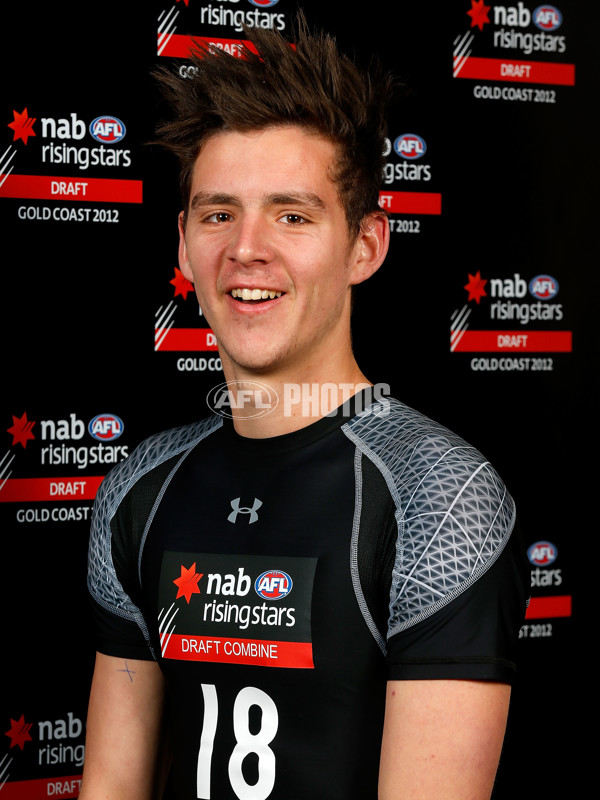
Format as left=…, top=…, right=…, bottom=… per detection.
left=87, top=416, right=222, bottom=649
left=343, top=399, right=515, bottom=639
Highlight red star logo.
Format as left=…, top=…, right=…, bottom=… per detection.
left=8, top=108, right=37, bottom=145
left=170, top=267, right=194, bottom=300
left=5, top=715, right=33, bottom=750
left=7, top=412, right=36, bottom=448
left=464, top=271, right=488, bottom=304
left=173, top=562, right=203, bottom=603
left=467, top=0, right=491, bottom=31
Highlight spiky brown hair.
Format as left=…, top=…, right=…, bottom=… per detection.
left=154, top=13, right=397, bottom=237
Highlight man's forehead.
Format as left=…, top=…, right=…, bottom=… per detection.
left=191, top=125, right=337, bottom=181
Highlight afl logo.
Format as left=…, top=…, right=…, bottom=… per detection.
left=394, top=134, right=427, bottom=160
left=529, top=274, right=559, bottom=300
left=206, top=380, right=278, bottom=420
left=248, top=0, right=280, bottom=7
left=89, top=116, right=126, bottom=144
left=88, top=413, right=124, bottom=441
left=533, top=6, right=563, bottom=31
left=255, top=570, right=293, bottom=600
left=527, top=541, right=558, bottom=566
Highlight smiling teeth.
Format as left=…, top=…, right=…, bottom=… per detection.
left=231, top=288, right=282, bottom=300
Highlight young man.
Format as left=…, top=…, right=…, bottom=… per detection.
left=81, top=17, right=527, bottom=800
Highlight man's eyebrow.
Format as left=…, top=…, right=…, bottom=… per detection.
left=189, top=190, right=328, bottom=212
left=266, top=192, right=326, bottom=211
left=190, top=191, right=241, bottom=210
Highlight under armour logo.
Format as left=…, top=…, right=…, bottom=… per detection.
left=228, top=497, right=262, bottom=524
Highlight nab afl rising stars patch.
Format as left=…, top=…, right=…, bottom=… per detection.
left=158, top=552, right=317, bottom=669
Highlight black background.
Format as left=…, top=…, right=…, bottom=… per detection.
left=1, top=1, right=594, bottom=796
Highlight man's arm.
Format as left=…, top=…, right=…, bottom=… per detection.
left=79, top=652, right=168, bottom=800
left=378, top=679, right=510, bottom=800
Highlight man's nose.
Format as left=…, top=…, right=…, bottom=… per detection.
left=226, top=213, right=273, bottom=266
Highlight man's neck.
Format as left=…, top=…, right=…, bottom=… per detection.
left=220, top=361, right=372, bottom=439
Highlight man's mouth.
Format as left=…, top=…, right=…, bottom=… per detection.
left=231, top=288, right=283, bottom=302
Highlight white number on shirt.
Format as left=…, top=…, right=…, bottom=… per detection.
left=197, top=684, right=278, bottom=800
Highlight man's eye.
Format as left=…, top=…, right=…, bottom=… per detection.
left=280, top=213, right=307, bottom=225
left=205, top=212, right=232, bottom=223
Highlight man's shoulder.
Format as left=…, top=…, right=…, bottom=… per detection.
left=344, top=395, right=513, bottom=520
left=96, top=415, right=223, bottom=508
left=348, top=399, right=517, bottom=638
left=345, top=396, right=483, bottom=466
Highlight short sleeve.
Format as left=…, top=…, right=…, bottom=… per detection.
left=386, top=524, right=529, bottom=683
left=344, top=399, right=529, bottom=682
left=86, top=417, right=222, bottom=660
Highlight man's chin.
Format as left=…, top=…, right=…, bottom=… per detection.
left=219, top=346, right=288, bottom=378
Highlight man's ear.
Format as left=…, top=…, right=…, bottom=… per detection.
left=178, top=211, right=194, bottom=283
left=349, top=212, right=390, bottom=287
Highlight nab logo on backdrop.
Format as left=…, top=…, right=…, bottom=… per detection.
left=1, top=105, right=141, bottom=207
left=454, top=1, right=573, bottom=89
left=450, top=269, right=572, bottom=361
left=0, top=410, right=129, bottom=506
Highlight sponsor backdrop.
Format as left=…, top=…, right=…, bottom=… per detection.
left=1, top=1, right=594, bottom=797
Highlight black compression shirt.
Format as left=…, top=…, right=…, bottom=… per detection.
left=87, top=393, right=527, bottom=799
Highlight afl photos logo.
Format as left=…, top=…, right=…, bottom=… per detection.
left=207, top=380, right=278, bottom=420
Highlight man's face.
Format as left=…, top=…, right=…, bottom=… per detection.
left=179, top=126, right=380, bottom=379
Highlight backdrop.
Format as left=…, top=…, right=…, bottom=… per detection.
left=1, top=1, right=593, bottom=797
